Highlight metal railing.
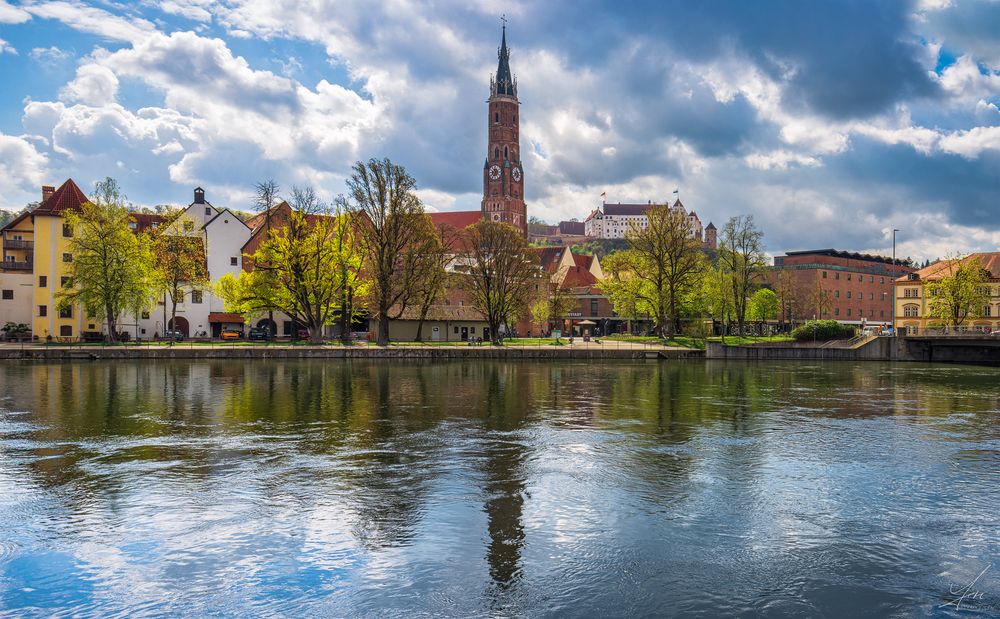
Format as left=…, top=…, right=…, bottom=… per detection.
left=3, top=239, right=33, bottom=250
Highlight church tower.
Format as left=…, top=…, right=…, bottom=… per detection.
left=482, top=21, right=527, bottom=237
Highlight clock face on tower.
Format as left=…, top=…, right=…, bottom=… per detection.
left=512, top=167, right=521, bottom=182
left=489, top=165, right=501, bottom=180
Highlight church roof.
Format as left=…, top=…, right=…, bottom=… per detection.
left=492, top=23, right=517, bottom=98
left=429, top=210, right=481, bottom=231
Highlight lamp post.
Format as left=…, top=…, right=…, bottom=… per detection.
left=891, top=229, right=899, bottom=335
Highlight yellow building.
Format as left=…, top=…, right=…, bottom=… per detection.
left=894, top=252, right=1000, bottom=335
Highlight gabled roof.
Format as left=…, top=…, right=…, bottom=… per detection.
left=603, top=203, right=654, bottom=217
left=705, top=222, right=716, bottom=230
left=429, top=210, right=482, bottom=231
left=560, top=265, right=598, bottom=288
left=33, top=178, right=88, bottom=216
left=535, top=247, right=567, bottom=273
left=204, top=208, right=251, bottom=231
left=902, top=252, right=1000, bottom=282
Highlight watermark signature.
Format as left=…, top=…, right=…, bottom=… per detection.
left=941, top=564, right=995, bottom=612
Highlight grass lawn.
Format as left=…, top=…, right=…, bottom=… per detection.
left=604, top=334, right=706, bottom=349
left=383, top=338, right=565, bottom=347
left=708, top=335, right=795, bottom=346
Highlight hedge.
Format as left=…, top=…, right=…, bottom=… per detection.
left=791, top=320, right=857, bottom=342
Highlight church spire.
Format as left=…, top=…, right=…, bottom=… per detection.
left=492, top=17, right=517, bottom=98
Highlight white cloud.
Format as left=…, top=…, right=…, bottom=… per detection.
left=0, top=0, right=30, bottom=24
left=25, top=0, right=155, bottom=43
left=744, top=150, right=822, bottom=171
left=29, top=46, right=72, bottom=68
left=60, top=64, right=119, bottom=106
left=938, top=125, right=1000, bottom=158
left=0, top=132, right=49, bottom=207
left=0, top=37, right=15, bottom=54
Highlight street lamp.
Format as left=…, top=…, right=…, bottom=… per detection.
left=891, top=229, right=899, bottom=335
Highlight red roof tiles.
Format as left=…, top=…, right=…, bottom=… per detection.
left=33, top=178, right=89, bottom=215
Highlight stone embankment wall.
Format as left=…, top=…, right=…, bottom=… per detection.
left=0, top=345, right=704, bottom=362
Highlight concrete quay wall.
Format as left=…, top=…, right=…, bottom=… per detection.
left=706, top=337, right=1000, bottom=365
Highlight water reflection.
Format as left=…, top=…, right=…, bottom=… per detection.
left=1, top=360, right=999, bottom=616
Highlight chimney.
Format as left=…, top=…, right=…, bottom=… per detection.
left=42, top=185, right=55, bottom=203
left=194, top=187, right=205, bottom=204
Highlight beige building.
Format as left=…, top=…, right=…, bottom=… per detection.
left=894, top=252, right=1000, bottom=335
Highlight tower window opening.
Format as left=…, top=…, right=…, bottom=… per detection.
left=504, top=146, right=508, bottom=159
left=495, top=112, right=499, bottom=123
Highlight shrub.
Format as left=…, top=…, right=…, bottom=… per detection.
left=791, top=320, right=856, bottom=342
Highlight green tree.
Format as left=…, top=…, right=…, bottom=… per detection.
left=718, top=215, right=767, bottom=335
left=598, top=204, right=704, bottom=337
left=530, top=279, right=576, bottom=340
left=412, top=222, right=456, bottom=343
left=343, top=158, right=435, bottom=346
left=926, top=254, right=990, bottom=330
left=153, top=212, right=209, bottom=335
left=56, top=178, right=155, bottom=342
left=215, top=187, right=366, bottom=343
left=748, top=288, right=779, bottom=326
left=459, top=220, right=537, bottom=345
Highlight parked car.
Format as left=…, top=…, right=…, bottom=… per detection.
left=220, top=328, right=242, bottom=340
left=163, top=329, right=185, bottom=341
left=247, top=327, right=269, bottom=341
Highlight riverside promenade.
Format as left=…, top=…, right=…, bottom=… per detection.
left=0, top=340, right=704, bottom=361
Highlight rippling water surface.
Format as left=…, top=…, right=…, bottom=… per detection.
left=1, top=360, right=999, bottom=617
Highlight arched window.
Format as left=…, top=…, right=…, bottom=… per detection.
left=504, top=146, right=508, bottom=159
left=903, top=304, right=919, bottom=318
left=494, top=148, right=499, bottom=159
left=495, top=112, right=499, bottom=123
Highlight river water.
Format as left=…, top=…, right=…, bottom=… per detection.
left=0, top=360, right=998, bottom=617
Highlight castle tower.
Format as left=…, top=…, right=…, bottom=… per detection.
left=481, top=21, right=527, bottom=238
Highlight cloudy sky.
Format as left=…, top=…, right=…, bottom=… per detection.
left=0, top=0, right=998, bottom=260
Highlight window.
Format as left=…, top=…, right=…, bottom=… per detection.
left=869, top=293, right=874, bottom=300
left=869, top=276, right=874, bottom=283
left=58, top=307, right=72, bottom=319
left=494, top=112, right=499, bottom=123
left=60, top=276, right=72, bottom=288
left=62, top=223, right=73, bottom=237
left=880, top=310, right=884, bottom=318
left=847, top=273, right=852, bottom=281
left=822, top=271, right=827, bottom=279
left=834, top=308, right=840, bottom=316
left=191, top=290, right=203, bottom=304
left=847, top=309, right=852, bottom=317
left=591, top=299, right=599, bottom=316
left=39, top=275, right=47, bottom=288
left=835, top=272, right=840, bottom=280
left=454, top=326, right=459, bottom=334
left=985, top=305, right=992, bottom=317
left=59, top=325, right=72, bottom=337
left=470, top=326, right=476, bottom=333
left=880, top=277, right=884, bottom=284
left=869, top=310, right=874, bottom=317
left=903, top=304, right=919, bottom=318
left=847, top=291, right=851, bottom=299
left=38, top=305, right=47, bottom=317
left=205, top=207, right=212, bottom=216
left=62, top=253, right=72, bottom=263
left=1, top=289, right=12, bottom=300
left=835, top=290, right=840, bottom=298
left=141, top=311, right=150, bottom=319
left=230, top=257, right=238, bottom=266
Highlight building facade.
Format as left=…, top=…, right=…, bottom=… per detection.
left=481, top=24, right=527, bottom=237
left=893, top=252, right=1000, bottom=335
left=768, top=249, right=914, bottom=325
left=584, top=199, right=717, bottom=249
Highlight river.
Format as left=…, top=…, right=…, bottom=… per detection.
left=0, top=360, right=998, bottom=617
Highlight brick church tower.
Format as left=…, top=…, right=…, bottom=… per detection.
left=481, top=22, right=527, bottom=237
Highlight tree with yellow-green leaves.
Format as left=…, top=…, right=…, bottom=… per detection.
left=57, top=178, right=156, bottom=342
left=215, top=187, right=366, bottom=343
left=598, top=203, right=705, bottom=337
left=152, top=209, right=209, bottom=337
left=926, top=254, right=990, bottom=330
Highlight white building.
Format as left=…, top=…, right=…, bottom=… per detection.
left=584, top=199, right=716, bottom=248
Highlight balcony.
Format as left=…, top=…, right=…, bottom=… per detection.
left=1, top=261, right=32, bottom=271
left=3, top=239, right=33, bottom=250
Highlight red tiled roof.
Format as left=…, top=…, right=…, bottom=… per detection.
left=572, top=253, right=594, bottom=270
left=33, top=179, right=89, bottom=215
left=429, top=210, right=482, bottom=231
left=561, top=265, right=598, bottom=288
left=903, top=252, right=1000, bottom=282
left=534, top=247, right=566, bottom=273
left=130, top=212, right=168, bottom=233
left=208, top=312, right=245, bottom=324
